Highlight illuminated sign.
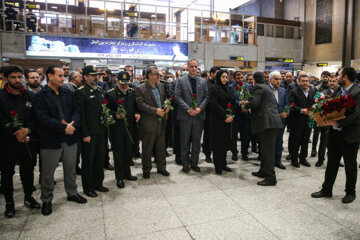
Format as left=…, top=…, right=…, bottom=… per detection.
left=230, top=56, right=244, bottom=61
left=5, top=2, right=20, bottom=7
left=26, top=4, right=41, bottom=9
left=25, top=35, right=188, bottom=61
left=317, top=63, right=328, bottom=67
left=266, top=57, right=294, bottom=63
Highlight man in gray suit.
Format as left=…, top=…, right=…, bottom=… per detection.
left=135, top=66, right=170, bottom=179
left=241, top=71, right=283, bottom=186
left=64, top=71, right=82, bottom=92
left=175, top=59, right=209, bottom=173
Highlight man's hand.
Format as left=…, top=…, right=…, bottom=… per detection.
left=156, top=108, right=165, bottom=117
left=83, top=136, right=91, bottom=143
left=280, top=112, right=288, bottom=118
left=240, top=100, right=248, bottom=105
left=225, top=116, right=234, bottom=123
left=135, top=114, right=141, bottom=122
left=65, top=121, right=75, bottom=135
left=301, top=108, right=309, bottom=115
left=14, top=128, right=29, bottom=143
left=188, top=109, right=196, bottom=116
left=241, top=108, right=249, bottom=113
left=116, top=113, right=125, bottom=119
left=194, top=108, right=202, bottom=115
left=164, top=107, right=170, bottom=114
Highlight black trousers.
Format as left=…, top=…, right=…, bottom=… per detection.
left=1, top=144, right=36, bottom=202
left=202, top=118, right=211, bottom=158
left=81, top=133, right=106, bottom=192
left=317, top=127, right=330, bottom=161
left=213, top=151, right=227, bottom=171
left=289, top=127, right=311, bottom=161
left=110, top=131, right=133, bottom=181
left=165, top=117, right=173, bottom=148
left=258, top=129, right=278, bottom=179
left=322, top=129, right=358, bottom=195
left=133, top=127, right=141, bottom=156
left=172, top=124, right=181, bottom=158
left=311, top=126, right=321, bottom=152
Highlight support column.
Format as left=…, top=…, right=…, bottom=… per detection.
left=342, top=0, right=354, bottom=67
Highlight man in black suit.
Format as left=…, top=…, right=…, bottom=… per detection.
left=241, top=72, right=283, bottom=186
left=288, top=74, right=316, bottom=168
left=312, top=67, right=360, bottom=204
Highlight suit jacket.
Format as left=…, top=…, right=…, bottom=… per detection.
left=63, top=82, right=78, bottom=93
left=135, top=81, right=166, bottom=133
left=337, top=84, right=360, bottom=144
left=288, top=86, right=316, bottom=130
left=322, top=86, right=341, bottom=98
left=175, top=75, right=209, bottom=121
left=269, top=85, right=289, bottom=126
left=245, top=83, right=283, bottom=135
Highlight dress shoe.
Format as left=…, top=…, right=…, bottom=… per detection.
left=342, top=194, right=356, bottom=204
left=242, top=155, right=249, bottom=161
left=4, top=201, right=15, bottom=218
left=232, top=155, right=238, bottom=161
left=67, top=193, right=87, bottom=204
left=257, top=178, right=277, bottom=186
left=157, top=169, right=170, bottom=176
left=291, top=161, right=300, bottom=168
left=134, top=152, right=142, bottom=158
left=130, top=160, right=135, bottom=166
left=215, top=169, right=222, bottom=175
left=125, top=175, right=137, bottom=181
left=143, top=172, right=151, bottom=179
left=24, top=196, right=41, bottom=209
left=84, top=191, right=98, bottom=198
left=285, top=155, right=291, bottom=161
left=311, top=190, right=332, bottom=198
left=300, top=159, right=311, bottom=167
left=275, top=163, right=286, bottom=170
left=41, top=202, right=52, bottom=216
left=252, top=171, right=266, bottom=178
left=182, top=166, right=190, bottom=173
left=311, top=150, right=317, bottom=157
left=95, top=186, right=109, bottom=192
left=104, top=163, right=115, bottom=171
left=315, top=160, right=324, bottom=167
left=205, top=156, right=212, bottom=163
left=191, top=165, right=201, bottom=172
left=76, top=166, right=82, bottom=175
left=223, top=166, right=232, bottom=172
left=117, top=179, right=125, bottom=188
left=339, top=163, right=344, bottom=167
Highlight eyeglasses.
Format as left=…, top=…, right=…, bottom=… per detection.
left=151, top=73, right=160, bottom=76
left=273, top=78, right=281, bottom=80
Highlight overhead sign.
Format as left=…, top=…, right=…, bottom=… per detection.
left=265, top=57, right=294, bottom=63
left=230, top=56, right=244, bottom=61
left=26, top=4, right=41, bottom=9
left=317, top=63, right=328, bottom=67
left=25, top=35, right=188, bottom=61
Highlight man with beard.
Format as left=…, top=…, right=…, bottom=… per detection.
left=62, top=63, right=70, bottom=83
left=25, top=69, right=42, bottom=93
left=312, top=67, right=360, bottom=204
left=102, top=69, right=116, bottom=90
left=0, top=65, right=40, bottom=218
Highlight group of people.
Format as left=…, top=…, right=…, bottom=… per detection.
left=0, top=59, right=359, bottom=220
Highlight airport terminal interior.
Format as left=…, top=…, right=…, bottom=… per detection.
left=0, top=0, right=360, bottom=239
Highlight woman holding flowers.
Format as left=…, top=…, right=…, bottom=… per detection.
left=209, top=70, right=236, bottom=175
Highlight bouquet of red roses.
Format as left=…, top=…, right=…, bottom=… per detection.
left=101, top=99, right=115, bottom=127
left=190, top=94, right=197, bottom=109
left=235, top=82, right=252, bottom=101
left=116, top=99, right=134, bottom=144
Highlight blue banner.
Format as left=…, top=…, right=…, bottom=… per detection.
left=25, top=35, right=188, bottom=61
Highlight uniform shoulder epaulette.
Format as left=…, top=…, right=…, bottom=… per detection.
left=107, top=88, right=115, bottom=92
left=128, top=87, right=134, bottom=91
left=78, top=86, right=85, bottom=90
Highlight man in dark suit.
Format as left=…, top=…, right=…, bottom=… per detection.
left=175, top=59, right=209, bottom=173
left=135, top=66, right=170, bottom=179
left=269, top=71, right=289, bottom=170
left=288, top=74, right=316, bottom=168
left=241, top=72, right=283, bottom=186
left=312, top=67, right=360, bottom=204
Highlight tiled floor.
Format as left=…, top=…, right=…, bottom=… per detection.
left=1, top=132, right=359, bottom=240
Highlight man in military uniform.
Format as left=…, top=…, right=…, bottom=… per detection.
left=105, top=71, right=140, bottom=188
left=76, top=65, right=108, bottom=198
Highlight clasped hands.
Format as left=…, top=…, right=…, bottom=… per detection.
left=156, top=107, right=170, bottom=117
left=188, top=108, right=202, bottom=116
left=13, top=128, right=29, bottom=143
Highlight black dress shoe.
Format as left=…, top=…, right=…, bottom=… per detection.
left=104, top=163, right=115, bottom=171
left=275, top=163, right=286, bottom=170
left=315, top=160, right=324, bottom=167
left=24, top=196, right=41, bottom=209
left=231, top=155, right=238, bottom=161
left=311, top=190, right=332, bottom=198
left=4, top=201, right=15, bottom=218
left=191, top=165, right=201, bottom=172
left=84, top=191, right=98, bottom=198
left=95, top=186, right=109, bottom=192
left=125, top=175, right=137, bottom=181
left=223, top=166, right=232, bottom=172
left=76, top=166, right=82, bottom=175
left=67, top=194, right=87, bottom=204
left=205, top=156, right=212, bottom=163
left=182, top=166, right=190, bottom=173
left=130, top=160, right=135, bottom=166
left=311, top=150, right=317, bottom=157
left=117, top=180, right=125, bottom=188
left=342, top=194, right=356, bottom=204
left=291, top=161, right=300, bottom=168
left=157, top=169, right=170, bottom=176
left=242, top=155, right=249, bottom=161
left=257, top=178, right=277, bottom=186
left=41, top=202, right=52, bottom=216
left=300, top=159, right=311, bottom=167
left=285, top=155, right=291, bottom=161
left=143, top=172, right=151, bottom=179
left=252, top=171, right=266, bottom=178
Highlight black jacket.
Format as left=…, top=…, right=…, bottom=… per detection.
left=33, top=85, right=80, bottom=149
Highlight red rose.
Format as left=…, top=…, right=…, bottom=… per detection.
left=227, top=103, right=232, bottom=108
left=239, top=82, right=243, bottom=86
left=169, top=97, right=174, bottom=101
left=10, top=110, right=17, bottom=117
left=192, top=94, right=196, bottom=98
left=307, top=107, right=311, bottom=111
left=117, top=99, right=123, bottom=105
left=235, top=86, right=240, bottom=90
left=102, top=99, right=108, bottom=105
left=291, top=103, right=295, bottom=107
